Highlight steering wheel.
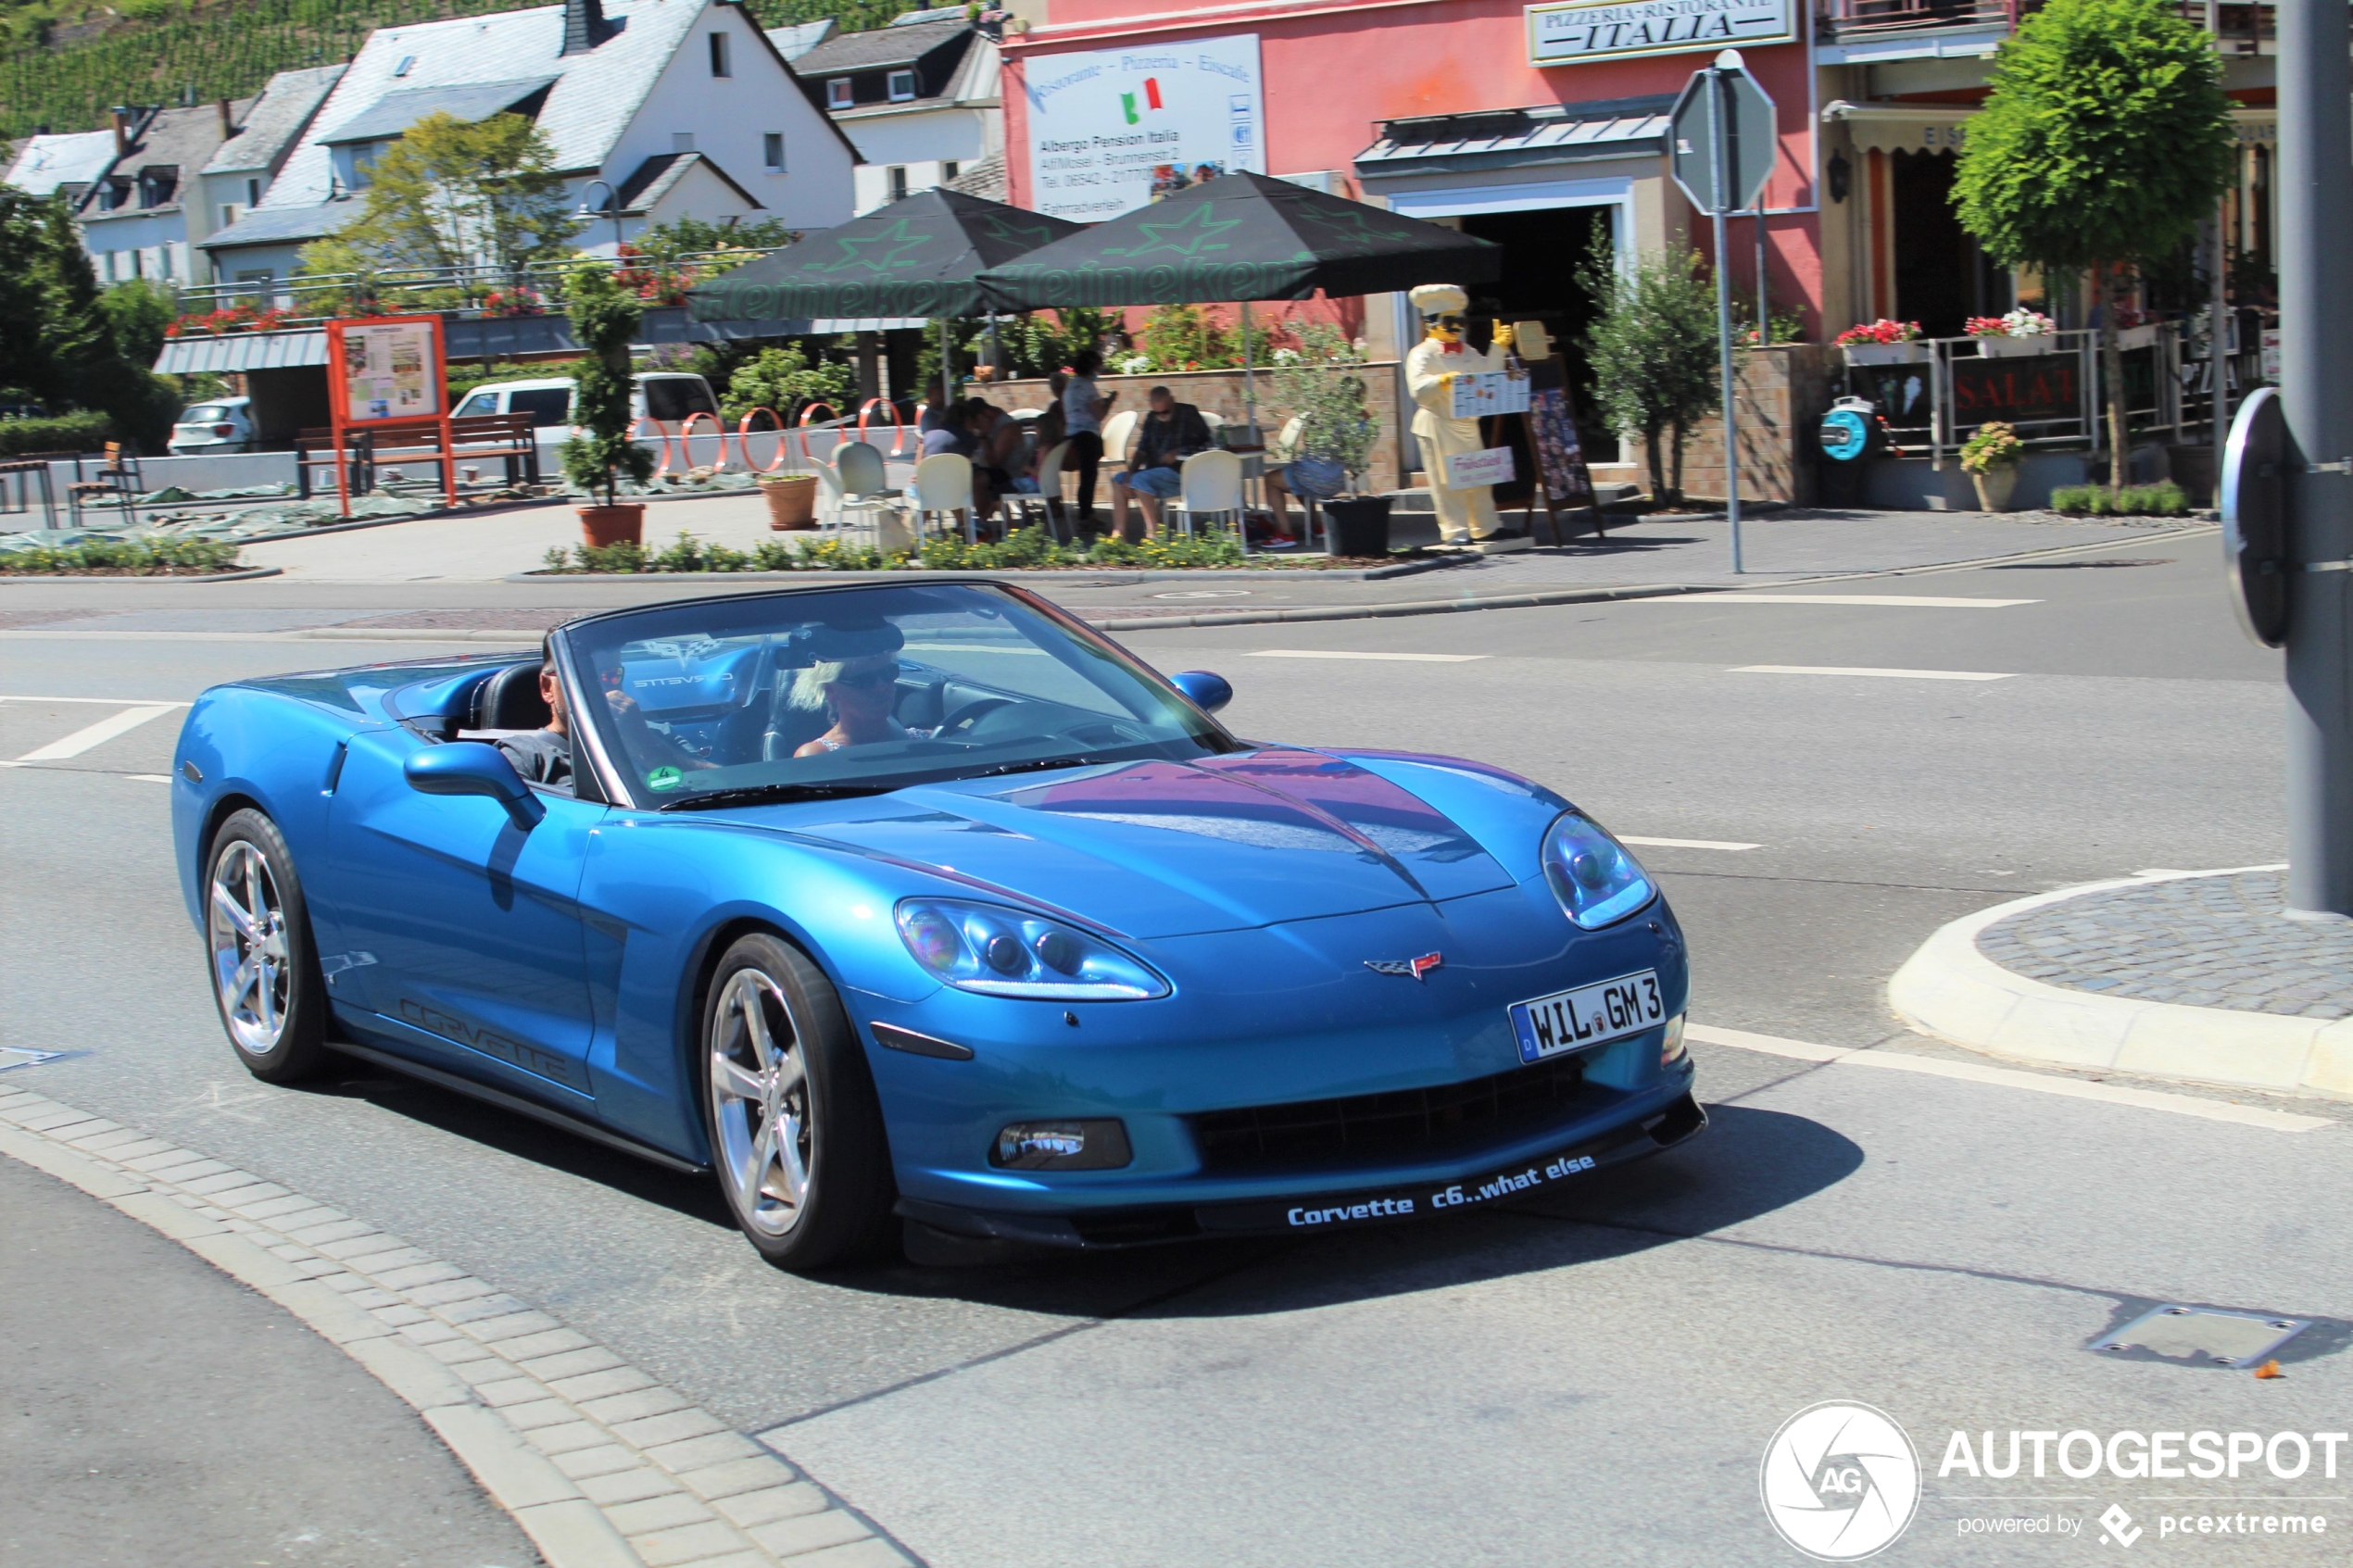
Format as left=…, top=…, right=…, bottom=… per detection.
left=936, top=696, right=1017, bottom=740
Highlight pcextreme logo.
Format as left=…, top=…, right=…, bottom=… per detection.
left=1761, top=1401, right=1923, bottom=1561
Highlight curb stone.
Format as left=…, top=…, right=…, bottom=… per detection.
left=1888, top=866, right=2353, bottom=1099
left=0, top=566, right=283, bottom=583
left=0, top=1087, right=920, bottom=1568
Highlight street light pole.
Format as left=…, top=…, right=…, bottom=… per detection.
left=2276, top=0, right=2353, bottom=916
left=577, top=180, right=624, bottom=256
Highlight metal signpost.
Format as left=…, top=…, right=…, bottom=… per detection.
left=2230, top=0, right=2353, bottom=917
left=1670, top=52, right=1776, bottom=573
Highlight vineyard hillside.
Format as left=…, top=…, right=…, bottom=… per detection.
left=1, top=0, right=908, bottom=143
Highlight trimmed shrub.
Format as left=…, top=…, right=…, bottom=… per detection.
left=2048, top=480, right=2189, bottom=517
left=1, top=536, right=241, bottom=574
left=0, top=411, right=113, bottom=458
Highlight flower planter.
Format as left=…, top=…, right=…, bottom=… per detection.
left=2116, top=323, right=2161, bottom=351
left=1322, top=495, right=1392, bottom=558
left=1970, top=465, right=2020, bottom=513
left=577, top=504, right=646, bottom=548
left=760, top=473, right=820, bottom=530
left=1843, top=342, right=1929, bottom=367
left=1976, top=336, right=2054, bottom=358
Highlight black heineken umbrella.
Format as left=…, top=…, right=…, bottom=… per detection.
left=973, top=171, right=1499, bottom=313
left=686, top=189, right=1084, bottom=325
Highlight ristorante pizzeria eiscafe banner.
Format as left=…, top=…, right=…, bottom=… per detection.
left=1023, top=35, right=1267, bottom=220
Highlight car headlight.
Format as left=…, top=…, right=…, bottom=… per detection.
left=1540, top=812, right=1655, bottom=929
left=895, top=898, right=1171, bottom=1000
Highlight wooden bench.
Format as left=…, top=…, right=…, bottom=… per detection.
left=448, top=412, right=541, bottom=489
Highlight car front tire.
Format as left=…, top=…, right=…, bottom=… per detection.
left=701, top=933, right=898, bottom=1271
left=204, top=809, right=329, bottom=1084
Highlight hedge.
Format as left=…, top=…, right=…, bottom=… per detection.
left=0, top=411, right=114, bottom=459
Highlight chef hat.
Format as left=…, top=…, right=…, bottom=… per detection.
left=1410, top=283, right=1468, bottom=318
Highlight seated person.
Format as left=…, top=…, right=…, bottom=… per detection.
left=792, top=619, right=912, bottom=757
left=1110, top=385, right=1214, bottom=542
left=493, top=645, right=573, bottom=794
left=963, top=397, right=1024, bottom=522
left=1265, top=380, right=1368, bottom=541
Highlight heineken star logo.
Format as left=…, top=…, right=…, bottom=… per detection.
left=807, top=219, right=930, bottom=273
left=1294, top=204, right=1424, bottom=252
left=973, top=213, right=1061, bottom=249
left=1104, top=202, right=1242, bottom=260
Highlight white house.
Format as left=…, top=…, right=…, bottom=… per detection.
left=202, top=0, right=858, bottom=293
left=784, top=9, right=1000, bottom=216
left=198, top=66, right=347, bottom=286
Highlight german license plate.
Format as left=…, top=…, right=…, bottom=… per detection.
left=1509, top=971, right=1665, bottom=1063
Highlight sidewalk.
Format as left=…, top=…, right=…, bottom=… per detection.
left=1891, top=868, right=2353, bottom=1099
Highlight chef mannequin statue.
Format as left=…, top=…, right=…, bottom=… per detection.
left=1404, top=283, right=1515, bottom=545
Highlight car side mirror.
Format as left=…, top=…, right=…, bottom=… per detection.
left=1170, top=671, right=1232, bottom=714
left=405, top=744, right=546, bottom=830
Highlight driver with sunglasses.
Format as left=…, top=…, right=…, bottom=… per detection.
left=789, top=619, right=909, bottom=757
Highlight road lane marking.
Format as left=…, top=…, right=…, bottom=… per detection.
left=1732, top=665, right=2015, bottom=682
left=1656, top=594, right=2040, bottom=608
left=0, top=694, right=192, bottom=706
left=126, top=773, right=175, bottom=784
left=14, top=704, right=179, bottom=761
left=1619, top=836, right=1762, bottom=852
left=1251, top=649, right=1491, bottom=662
left=1687, top=1022, right=2334, bottom=1133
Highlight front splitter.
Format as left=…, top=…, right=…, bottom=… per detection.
left=898, top=1092, right=1707, bottom=1251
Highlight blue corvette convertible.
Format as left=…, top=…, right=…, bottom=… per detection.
left=173, top=581, right=1701, bottom=1269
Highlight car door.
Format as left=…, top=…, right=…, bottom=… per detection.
left=320, top=727, right=604, bottom=1108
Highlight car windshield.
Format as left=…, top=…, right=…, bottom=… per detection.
left=563, top=583, right=1237, bottom=808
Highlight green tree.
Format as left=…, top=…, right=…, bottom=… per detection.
left=317, top=110, right=574, bottom=281
left=1578, top=240, right=1726, bottom=507
left=0, top=186, right=179, bottom=446
left=560, top=264, right=653, bottom=507
left=1953, top=0, right=2233, bottom=493
left=98, top=278, right=180, bottom=365
left=722, top=343, right=855, bottom=422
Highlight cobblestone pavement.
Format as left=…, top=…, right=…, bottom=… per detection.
left=1977, top=869, right=2353, bottom=1019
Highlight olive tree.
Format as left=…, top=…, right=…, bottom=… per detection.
left=1578, top=239, right=1726, bottom=507
left=1953, top=0, right=2234, bottom=492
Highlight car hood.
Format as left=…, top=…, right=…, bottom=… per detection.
left=723, top=748, right=1519, bottom=938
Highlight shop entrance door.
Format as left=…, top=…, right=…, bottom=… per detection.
left=1461, top=205, right=1616, bottom=482
left=1891, top=150, right=2011, bottom=338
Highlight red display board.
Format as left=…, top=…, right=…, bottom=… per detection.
left=325, top=314, right=455, bottom=517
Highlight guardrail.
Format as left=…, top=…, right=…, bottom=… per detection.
left=1817, top=0, right=2289, bottom=46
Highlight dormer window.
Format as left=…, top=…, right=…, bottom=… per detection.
left=827, top=78, right=852, bottom=109
left=138, top=170, right=175, bottom=208
left=887, top=70, right=917, bottom=102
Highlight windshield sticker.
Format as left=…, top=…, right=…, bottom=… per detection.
left=647, top=766, right=686, bottom=792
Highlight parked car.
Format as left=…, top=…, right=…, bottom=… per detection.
left=168, top=396, right=257, bottom=455
left=171, top=581, right=1703, bottom=1271
left=450, top=373, right=721, bottom=438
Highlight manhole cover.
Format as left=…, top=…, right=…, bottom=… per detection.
left=2094, top=1304, right=2309, bottom=1369
left=1150, top=590, right=1252, bottom=600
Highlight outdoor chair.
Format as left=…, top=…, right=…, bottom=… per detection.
left=1101, top=408, right=1139, bottom=471
left=1167, top=449, right=1246, bottom=553
left=820, top=440, right=901, bottom=536
left=907, top=453, right=975, bottom=546
left=66, top=442, right=143, bottom=527
left=1008, top=440, right=1073, bottom=542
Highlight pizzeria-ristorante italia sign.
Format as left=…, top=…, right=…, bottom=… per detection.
left=1527, top=0, right=1794, bottom=64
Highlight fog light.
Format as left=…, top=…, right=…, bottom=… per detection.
left=991, top=1118, right=1132, bottom=1171
left=1660, top=1012, right=1688, bottom=1068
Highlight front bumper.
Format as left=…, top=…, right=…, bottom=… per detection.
left=897, top=1088, right=1706, bottom=1248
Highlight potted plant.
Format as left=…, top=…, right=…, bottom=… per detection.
left=1959, top=420, right=2025, bottom=511
left=560, top=263, right=655, bottom=547
left=1836, top=320, right=1928, bottom=366
left=758, top=458, right=821, bottom=530
left=1967, top=308, right=2059, bottom=358
left=1276, top=334, right=1387, bottom=557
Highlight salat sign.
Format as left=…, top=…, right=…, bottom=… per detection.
left=1527, top=0, right=1794, bottom=65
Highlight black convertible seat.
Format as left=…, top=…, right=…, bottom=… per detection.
left=472, top=662, right=551, bottom=731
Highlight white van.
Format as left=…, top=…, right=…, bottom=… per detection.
left=450, top=372, right=722, bottom=436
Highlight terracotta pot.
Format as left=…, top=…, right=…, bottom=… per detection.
left=1970, top=464, right=2020, bottom=513
left=760, top=473, right=820, bottom=530
left=577, top=504, right=646, bottom=548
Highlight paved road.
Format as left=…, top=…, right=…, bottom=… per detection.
left=2, top=533, right=2345, bottom=1565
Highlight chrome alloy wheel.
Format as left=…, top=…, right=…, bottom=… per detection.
left=709, top=968, right=814, bottom=1237
left=208, top=839, right=291, bottom=1056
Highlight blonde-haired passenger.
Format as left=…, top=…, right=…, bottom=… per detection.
left=792, top=619, right=910, bottom=757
